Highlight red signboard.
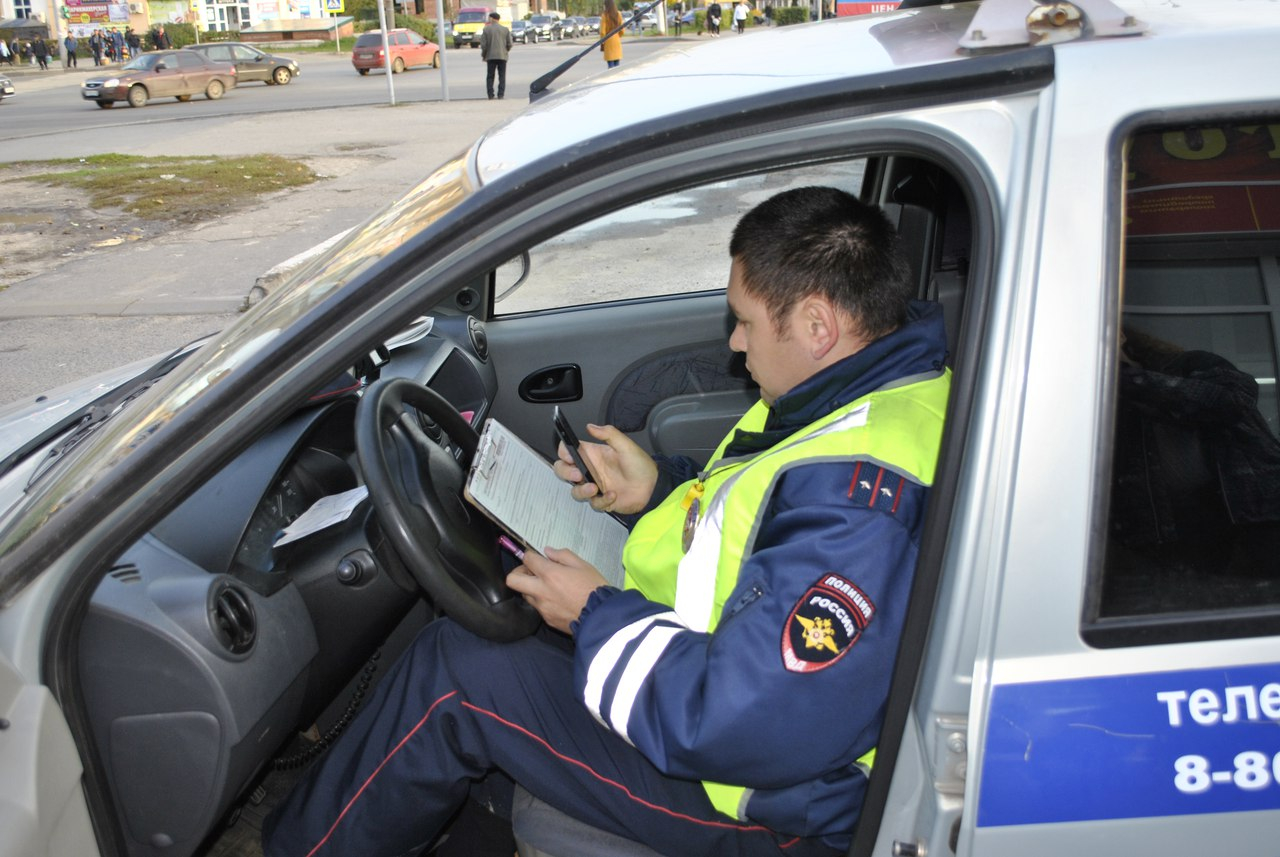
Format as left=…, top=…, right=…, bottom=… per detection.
left=837, top=1, right=902, bottom=15
left=1127, top=124, right=1280, bottom=237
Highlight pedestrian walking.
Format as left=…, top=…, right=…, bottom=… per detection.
left=153, top=25, right=171, bottom=50
left=706, top=1, right=722, bottom=36
left=89, top=30, right=103, bottom=65
left=479, top=12, right=511, bottom=100
left=33, top=37, right=49, bottom=70
left=600, top=0, right=623, bottom=67
left=64, top=33, right=78, bottom=67
left=733, top=1, right=749, bottom=34
left=125, top=28, right=140, bottom=60
left=0, top=38, right=10, bottom=66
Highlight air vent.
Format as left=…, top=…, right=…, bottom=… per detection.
left=209, top=582, right=256, bottom=655
left=108, top=564, right=143, bottom=584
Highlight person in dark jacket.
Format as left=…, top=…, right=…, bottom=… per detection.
left=32, top=37, right=49, bottom=70
left=479, top=11, right=512, bottom=99
left=153, top=24, right=171, bottom=50
left=263, top=187, right=949, bottom=857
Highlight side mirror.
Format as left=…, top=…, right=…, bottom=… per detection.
left=154, top=61, right=167, bottom=70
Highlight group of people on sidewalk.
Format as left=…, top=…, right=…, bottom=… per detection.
left=3, top=26, right=145, bottom=71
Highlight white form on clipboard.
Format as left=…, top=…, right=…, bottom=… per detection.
left=464, top=419, right=628, bottom=587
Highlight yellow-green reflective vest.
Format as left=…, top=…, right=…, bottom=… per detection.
left=621, top=370, right=949, bottom=819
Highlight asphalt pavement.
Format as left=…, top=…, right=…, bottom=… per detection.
left=0, top=54, right=530, bottom=404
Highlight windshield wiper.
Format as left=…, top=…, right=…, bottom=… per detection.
left=0, top=337, right=207, bottom=486
left=530, top=0, right=665, bottom=102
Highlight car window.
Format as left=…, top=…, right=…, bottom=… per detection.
left=394, top=32, right=410, bottom=45
left=205, top=45, right=232, bottom=61
left=494, top=162, right=867, bottom=315
left=1089, top=119, right=1280, bottom=643
left=232, top=45, right=261, bottom=60
left=409, top=32, right=426, bottom=45
left=176, top=52, right=203, bottom=68
left=354, top=33, right=382, bottom=47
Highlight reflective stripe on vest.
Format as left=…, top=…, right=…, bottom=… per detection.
left=622, top=370, right=950, bottom=819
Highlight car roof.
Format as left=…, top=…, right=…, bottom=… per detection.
left=472, top=0, right=1271, bottom=186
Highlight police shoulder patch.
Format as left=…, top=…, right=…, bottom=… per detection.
left=782, top=573, right=875, bottom=674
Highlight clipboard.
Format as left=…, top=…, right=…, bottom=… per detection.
left=464, top=418, right=628, bottom=587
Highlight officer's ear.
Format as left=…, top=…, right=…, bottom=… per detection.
left=797, top=296, right=841, bottom=360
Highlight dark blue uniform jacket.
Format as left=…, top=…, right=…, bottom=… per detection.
left=572, top=301, right=948, bottom=849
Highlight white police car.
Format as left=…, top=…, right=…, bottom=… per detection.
left=1, top=1, right=1278, bottom=855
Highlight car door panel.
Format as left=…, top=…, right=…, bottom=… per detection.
left=486, top=293, right=745, bottom=462
left=0, top=651, right=97, bottom=857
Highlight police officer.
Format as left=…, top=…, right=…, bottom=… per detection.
left=264, top=187, right=950, bottom=857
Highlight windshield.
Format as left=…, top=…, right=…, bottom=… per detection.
left=457, top=11, right=487, bottom=22
left=0, top=152, right=476, bottom=599
left=122, top=54, right=159, bottom=71
left=531, top=15, right=552, bottom=23
left=354, top=33, right=385, bottom=47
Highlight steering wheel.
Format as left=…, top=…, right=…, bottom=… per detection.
left=355, top=377, right=540, bottom=642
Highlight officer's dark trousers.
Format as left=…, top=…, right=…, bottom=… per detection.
left=262, top=619, right=837, bottom=857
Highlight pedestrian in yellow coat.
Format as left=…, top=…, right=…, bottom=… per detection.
left=601, top=0, right=624, bottom=68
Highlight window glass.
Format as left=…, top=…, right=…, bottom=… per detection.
left=1098, top=121, right=1280, bottom=627
left=207, top=45, right=232, bottom=61
left=176, top=52, right=202, bottom=68
left=494, top=161, right=867, bottom=314
left=232, top=45, right=259, bottom=60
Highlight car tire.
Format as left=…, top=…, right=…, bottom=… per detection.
left=176, top=94, right=192, bottom=102
left=205, top=79, right=225, bottom=100
left=392, top=57, right=405, bottom=73
left=432, top=52, right=441, bottom=69
left=96, top=100, right=113, bottom=108
left=272, top=66, right=292, bottom=85
left=127, top=85, right=147, bottom=108
left=357, top=67, right=369, bottom=75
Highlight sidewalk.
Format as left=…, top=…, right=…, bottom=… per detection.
left=0, top=69, right=525, bottom=402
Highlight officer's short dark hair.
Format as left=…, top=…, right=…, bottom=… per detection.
left=489, top=11, right=500, bottom=18
left=729, top=186, right=912, bottom=341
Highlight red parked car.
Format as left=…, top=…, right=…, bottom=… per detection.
left=351, top=29, right=441, bottom=75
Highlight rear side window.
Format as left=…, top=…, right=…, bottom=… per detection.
left=1089, top=121, right=1280, bottom=644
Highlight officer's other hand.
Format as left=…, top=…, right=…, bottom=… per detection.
left=507, top=547, right=607, bottom=635
left=553, top=423, right=657, bottom=514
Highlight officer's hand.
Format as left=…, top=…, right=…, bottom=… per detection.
left=506, top=547, right=607, bottom=635
left=553, top=423, right=658, bottom=515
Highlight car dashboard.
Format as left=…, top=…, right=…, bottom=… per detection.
left=76, top=315, right=495, bottom=857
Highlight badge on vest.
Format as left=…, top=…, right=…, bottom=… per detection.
left=782, top=574, right=875, bottom=673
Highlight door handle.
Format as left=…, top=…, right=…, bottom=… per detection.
left=519, top=364, right=583, bottom=403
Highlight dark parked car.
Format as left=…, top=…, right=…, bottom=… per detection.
left=528, top=14, right=563, bottom=40
left=567, top=16, right=590, bottom=36
left=351, top=28, right=441, bottom=75
left=585, top=14, right=601, bottom=33
left=511, top=19, right=533, bottom=43
left=80, top=50, right=237, bottom=108
left=184, top=42, right=299, bottom=85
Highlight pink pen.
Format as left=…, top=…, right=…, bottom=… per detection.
left=497, top=535, right=525, bottom=561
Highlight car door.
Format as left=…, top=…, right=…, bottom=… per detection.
left=147, top=51, right=183, bottom=98
left=405, top=31, right=432, bottom=68
left=231, top=44, right=268, bottom=81
left=878, top=28, right=1280, bottom=857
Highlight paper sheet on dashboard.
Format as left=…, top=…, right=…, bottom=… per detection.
left=465, top=419, right=627, bottom=587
